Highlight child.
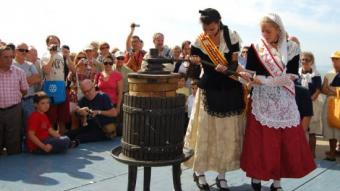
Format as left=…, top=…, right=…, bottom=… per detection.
left=177, top=73, right=190, bottom=128
left=26, top=91, right=79, bottom=154
left=187, top=79, right=198, bottom=119
left=176, top=73, right=190, bottom=97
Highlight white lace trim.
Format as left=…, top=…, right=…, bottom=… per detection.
left=287, top=40, right=300, bottom=61
left=251, top=86, right=300, bottom=129
left=298, top=67, right=321, bottom=89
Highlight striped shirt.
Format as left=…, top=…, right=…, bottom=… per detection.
left=0, top=65, right=29, bottom=108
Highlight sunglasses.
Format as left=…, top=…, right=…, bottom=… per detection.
left=117, top=57, right=124, bottom=61
left=100, top=46, right=109, bottom=50
left=104, top=62, right=113, bottom=65
left=17, top=49, right=29, bottom=53
left=77, top=56, right=86, bottom=60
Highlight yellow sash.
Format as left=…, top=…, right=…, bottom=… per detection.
left=198, top=34, right=229, bottom=66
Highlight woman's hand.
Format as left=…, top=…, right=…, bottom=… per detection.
left=239, top=71, right=252, bottom=83
left=328, top=86, right=337, bottom=96
left=287, top=73, right=298, bottom=81
left=215, top=64, right=228, bottom=73
left=249, top=76, right=262, bottom=86
left=189, top=55, right=201, bottom=65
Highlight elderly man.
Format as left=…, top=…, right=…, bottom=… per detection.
left=14, top=43, right=41, bottom=126
left=65, top=79, right=118, bottom=143
left=140, top=32, right=173, bottom=72
left=0, top=44, right=28, bottom=155
left=152, top=32, right=171, bottom=58
left=27, top=46, right=43, bottom=91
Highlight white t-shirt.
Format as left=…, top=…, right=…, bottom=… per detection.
left=41, top=52, right=65, bottom=81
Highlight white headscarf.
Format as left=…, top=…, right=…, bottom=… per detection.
left=265, top=13, right=288, bottom=66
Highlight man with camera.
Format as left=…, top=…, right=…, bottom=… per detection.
left=41, top=35, right=74, bottom=135
left=65, top=79, right=118, bottom=143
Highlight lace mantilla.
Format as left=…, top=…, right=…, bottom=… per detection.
left=251, top=86, right=300, bottom=129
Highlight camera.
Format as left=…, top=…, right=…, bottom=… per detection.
left=131, top=23, right=140, bottom=28
left=48, top=44, right=58, bottom=51
left=88, top=109, right=94, bottom=115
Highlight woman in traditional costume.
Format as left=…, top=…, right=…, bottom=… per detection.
left=240, top=13, right=316, bottom=191
left=184, top=8, right=247, bottom=191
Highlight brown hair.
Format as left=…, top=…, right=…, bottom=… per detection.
left=74, top=51, right=87, bottom=67
left=199, top=8, right=221, bottom=25
left=33, top=91, right=49, bottom=104
left=0, top=44, right=12, bottom=56
left=45, top=35, right=61, bottom=45
left=191, top=79, right=199, bottom=86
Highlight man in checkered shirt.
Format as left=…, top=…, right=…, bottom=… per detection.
left=0, top=44, right=28, bottom=155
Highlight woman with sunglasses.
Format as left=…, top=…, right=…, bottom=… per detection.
left=95, top=55, right=123, bottom=115
left=298, top=51, right=322, bottom=158
left=97, top=42, right=112, bottom=64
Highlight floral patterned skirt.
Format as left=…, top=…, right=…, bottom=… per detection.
left=183, top=89, right=245, bottom=173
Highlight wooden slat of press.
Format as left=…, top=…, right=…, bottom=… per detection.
left=149, top=97, right=157, bottom=161
left=154, top=98, right=161, bottom=160
left=138, top=96, right=145, bottom=160
left=131, top=95, right=137, bottom=158
left=159, top=98, right=166, bottom=160
left=134, top=96, right=141, bottom=159
left=144, top=97, right=150, bottom=160
left=165, top=97, right=171, bottom=159
left=168, top=96, right=174, bottom=158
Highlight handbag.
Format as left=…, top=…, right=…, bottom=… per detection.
left=327, top=87, right=340, bottom=129
left=43, top=80, right=66, bottom=104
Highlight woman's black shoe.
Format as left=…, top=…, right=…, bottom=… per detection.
left=215, top=177, right=230, bottom=191
left=193, top=173, right=210, bottom=191
left=270, top=183, right=283, bottom=191
left=251, top=181, right=261, bottom=191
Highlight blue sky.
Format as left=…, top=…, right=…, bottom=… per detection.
left=1, top=0, right=339, bottom=74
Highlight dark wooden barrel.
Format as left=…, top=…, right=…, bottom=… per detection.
left=122, top=73, right=186, bottom=161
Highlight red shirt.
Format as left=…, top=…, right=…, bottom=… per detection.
left=97, top=71, right=122, bottom=104
left=124, top=51, right=146, bottom=72
left=26, top=111, right=51, bottom=152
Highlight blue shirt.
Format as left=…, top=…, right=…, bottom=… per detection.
left=78, top=92, right=115, bottom=128
left=13, top=60, right=38, bottom=97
